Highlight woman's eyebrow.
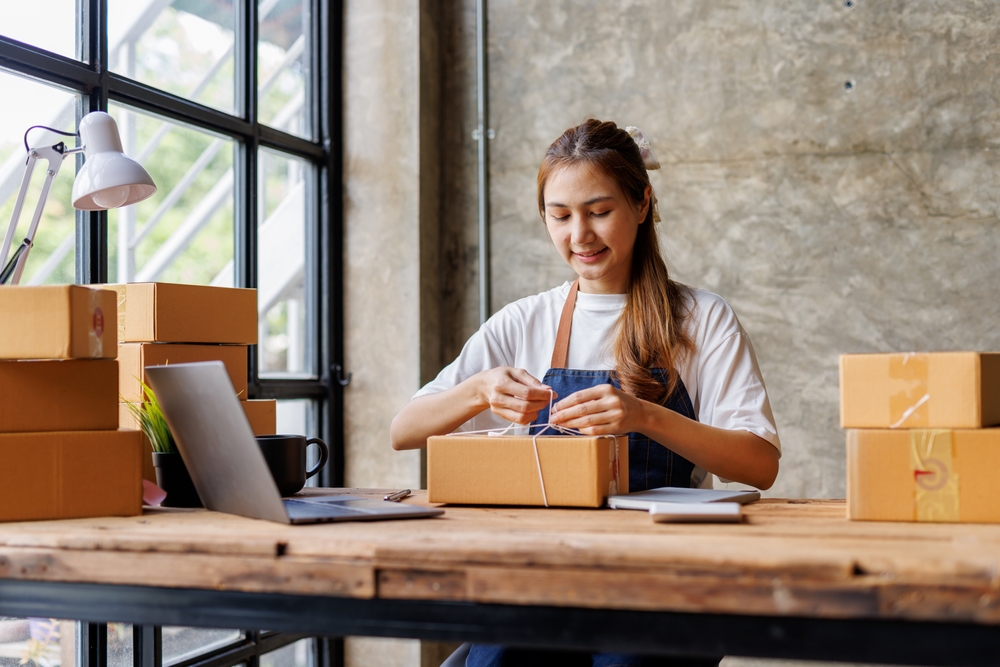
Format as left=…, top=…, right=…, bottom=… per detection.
left=546, top=195, right=615, bottom=208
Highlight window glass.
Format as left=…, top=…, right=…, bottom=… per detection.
left=260, top=639, right=314, bottom=667
left=258, top=0, right=312, bottom=138
left=162, top=628, right=243, bottom=667
left=276, top=400, right=319, bottom=486
left=107, top=623, right=131, bottom=667
left=0, top=1, right=79, bottom=60
left=0, top=617, right=79, bottom=667
left=107, top=103, right=235, bottom=285
left=0, top=70, right=78, bottom=285
left=108, top=0, right=236, bottom=115
left=258, top=149, right=314, bottom=377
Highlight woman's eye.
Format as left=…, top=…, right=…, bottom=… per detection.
left=550, top=213, right=570, bottom=222
left=592, top=210, right=610, bottom=218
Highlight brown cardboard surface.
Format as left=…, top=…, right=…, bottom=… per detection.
left=0, top=430, right=143, bottom=521
left=242, top=399, right=277, bottom=435
left=118, top=343, right=248, bottom=402
left=0, top=285, right=117, bottom=359
left=839, top=352, right=1000, bottom=428
left=427, top=434, right=628, bottom=507
left=847, top=428, right=1000, bottom=523
left=0, top=359, right=118, bottom=433
left=119, top=398, right=275, bottom=483
left=111, top=282, right=257, bottom=344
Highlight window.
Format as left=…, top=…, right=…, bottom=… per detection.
left=0, top=1, right=343, bottom=667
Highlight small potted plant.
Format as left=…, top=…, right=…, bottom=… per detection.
left=124, top=382, right=202, bottom=508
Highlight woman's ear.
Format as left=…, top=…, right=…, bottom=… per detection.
left=638, top=185, right=652, bottom=223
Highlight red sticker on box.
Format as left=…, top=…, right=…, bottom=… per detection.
left=92, top=307, right=105, bottom=337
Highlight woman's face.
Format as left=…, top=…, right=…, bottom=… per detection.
left=543, top=162, right=650, bottom=294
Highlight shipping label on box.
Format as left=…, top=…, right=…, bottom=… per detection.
left=111, top=282, right=257, bottom=344
left=427, top=434, right=628, bottom=507
left=840, top=352, right=1000, bottom=429
left=118, top=343, right=248, bottom=402
left=0, top=285, right=117, bottom=359
left=847, top=428, right=1000, bottom=524
left=0, top=359, right=118, bottom=433
left=0, top=430, right=143, bottom=522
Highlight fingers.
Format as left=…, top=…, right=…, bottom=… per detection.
left=484, top=367, right=555, bottom=423
left=508, top=367, right=548, bottom=389
left=552, top=384, right=613, bottom=412
left=507, top=368, right=557, bottom=403
left=492, top=407, right=541, bottom=425
left=550, top=386, right=625, bottom=432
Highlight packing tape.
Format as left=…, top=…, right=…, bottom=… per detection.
left=608, top=436, right=621, bottom=496
left=889, top=353, right=930, bottom=428
left=910, top=429, right=959, bottom=522
left=88, top=288, right=106, bottom=358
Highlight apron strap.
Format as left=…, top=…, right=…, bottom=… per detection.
left=550, top=280, right=579, bottom=369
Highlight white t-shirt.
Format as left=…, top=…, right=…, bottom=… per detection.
left=415, top=282, right=781, bottom=488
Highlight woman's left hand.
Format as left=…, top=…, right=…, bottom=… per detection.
left=549, top=384, right=645, bottom=435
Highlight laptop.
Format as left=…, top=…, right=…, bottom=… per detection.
left=607, top=486, right=760, bottom=511
left=144, top=361, right=444, bottom=524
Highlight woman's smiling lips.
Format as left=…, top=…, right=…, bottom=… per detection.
left=573, top=247, right=609, bottom=263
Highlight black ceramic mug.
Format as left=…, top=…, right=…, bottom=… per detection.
left=256, top=434, right=330, bottom=497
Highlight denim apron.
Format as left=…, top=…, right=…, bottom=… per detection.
left=467, top=282, right=717, bottom=667
left=530, top=280, right=698, bottom=491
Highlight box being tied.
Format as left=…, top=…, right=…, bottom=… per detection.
left=427, top=433, right=628, bottom=508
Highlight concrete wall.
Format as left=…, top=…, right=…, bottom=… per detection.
left=440, top=0, right=1000, bottom=499
left=343, top=1, right=1000, bottom=665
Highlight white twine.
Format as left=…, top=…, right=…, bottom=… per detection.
left=445, top=390, right=621, bottom=507
left=889, top=393, right=930, bottom=429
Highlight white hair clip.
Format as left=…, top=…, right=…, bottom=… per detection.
left=625, top=126, right=661, bottom=170
left=625, top=126, right=662, bottom=222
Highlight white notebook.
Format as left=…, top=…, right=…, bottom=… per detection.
left=607, top=486, right=760, bottom=510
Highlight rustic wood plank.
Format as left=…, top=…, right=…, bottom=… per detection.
left=464, top=566, right=880, bottom=618
left=0, top=547, right=375, bottom=598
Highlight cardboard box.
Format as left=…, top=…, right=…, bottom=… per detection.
left=119, top=398, right=276, bottom=484
left=118, top=343, right=248, bottom=402
left=840, top=352, right=1000, bottom=429
left=847, top=428, right=1000, bottom=523
left=242, top=399, right=277, bottom=435
left=0, top=285, right=117, bottom=359
left=0, top=430, right=143, bottom=522
left=111, top=282, right=257, bottom=344
left=0, top=359, right=118, bottom=433
left=427, top=434, right=628, bottom=507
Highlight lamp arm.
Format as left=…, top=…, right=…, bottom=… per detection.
left=0, top=151, right=41, bottom=271
left=0, top=143, right=80, bottom=286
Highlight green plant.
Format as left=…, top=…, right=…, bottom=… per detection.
left=123, top=380, right=177, bottom=454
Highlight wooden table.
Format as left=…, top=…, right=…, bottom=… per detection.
left=1, top=490, right=999, bottom=665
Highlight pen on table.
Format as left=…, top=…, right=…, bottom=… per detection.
left=384, top=489, right=411, bottom=502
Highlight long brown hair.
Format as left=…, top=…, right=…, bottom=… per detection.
left=537, top=119, right=694, bottom=402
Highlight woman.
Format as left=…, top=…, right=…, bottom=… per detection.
left=391, top=119, right=780, bottom=666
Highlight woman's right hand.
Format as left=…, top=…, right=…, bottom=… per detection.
left=475, top=367, right=555, bottom=424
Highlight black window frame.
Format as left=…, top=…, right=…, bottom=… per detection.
left=0, top=0, right=345, bottom=665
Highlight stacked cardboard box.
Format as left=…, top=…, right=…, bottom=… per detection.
left=841, top=352, right=1000, bottom=523
left=0, top=285, right=143, bottom=522
left=112, top=283, right=276, bottom=482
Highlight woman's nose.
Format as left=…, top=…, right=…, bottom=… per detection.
left=569, top=216, right=593, bottom=244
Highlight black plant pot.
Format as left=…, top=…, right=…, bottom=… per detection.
left=152, top=452, right=203, bottom=508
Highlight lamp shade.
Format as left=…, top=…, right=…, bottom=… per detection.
left=72, top=112, right=157, bottom=211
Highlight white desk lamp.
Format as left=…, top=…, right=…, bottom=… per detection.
left=0, top=111, right=157, bottom=285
